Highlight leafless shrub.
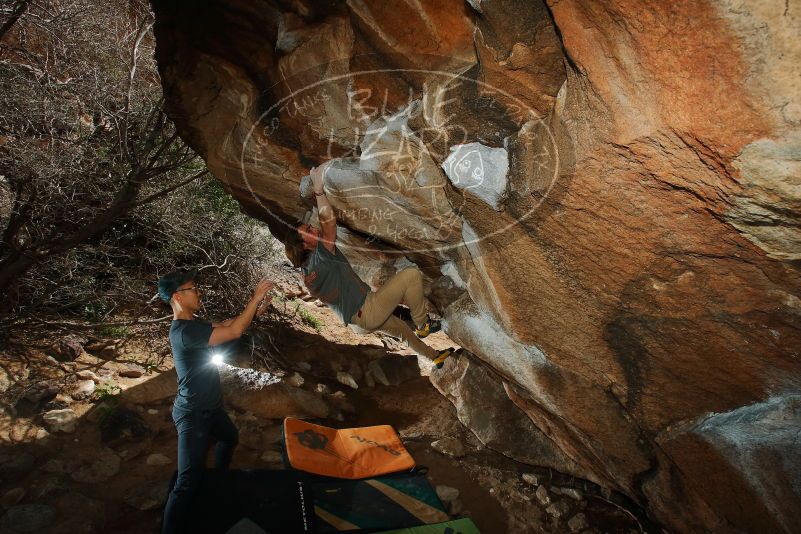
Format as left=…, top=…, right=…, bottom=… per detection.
left=0, top=0, right=197, bottom=296
left=0, top=0, right=279, bottom=327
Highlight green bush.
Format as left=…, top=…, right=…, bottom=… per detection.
left=296, top=304, right=322, bottom=331
left=99, top=326, right=130, bottom=338
left=94, top=381, right=122, bottom=402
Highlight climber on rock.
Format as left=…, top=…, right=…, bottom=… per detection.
left=285, top=161, right=455, bottom=369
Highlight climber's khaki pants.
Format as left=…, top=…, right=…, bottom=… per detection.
left=350, top=267, right=437, bottom=360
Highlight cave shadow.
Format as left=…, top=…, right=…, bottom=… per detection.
left=0, top=308, right=448, bottom=533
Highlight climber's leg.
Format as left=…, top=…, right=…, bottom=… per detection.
left=360, top=267, right=429, bottom=329
left=373, top=314, right=439, bottom=360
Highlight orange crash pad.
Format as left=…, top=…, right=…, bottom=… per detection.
left=283, top=417, right=416, bottom=479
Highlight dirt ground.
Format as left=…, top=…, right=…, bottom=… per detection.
left=0, top=274, right=654, bottom=534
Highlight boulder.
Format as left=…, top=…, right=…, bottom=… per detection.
left=0, top=370, right=10, bottom=395
left=118, top=369, right=177, bottom=405
left=434, top=485, right=459, bottom=505
left=557, top=487, right=583, bottom=501
left=50, top=335, right=85, bottom=362
left=0, top=366, right=28, bottom=396
left=0, top=452, right=34, bottom=478
left=70, top=447, right=120, bottom=484
left=53, top=492, right=105, bottom=528
left=24, top=382, right=58, bottom=403
left=42, top=409, right=78, bottom=434
left=76, top=370, right=100, bottom=383
left=366, top=356, right=420, bottom=386
left=431, top=352, right=582, bottom=475
left=347, top=362, right=363, bottom=382
left=545, top=500, right=571, bottom=519
left=259, top=451, right=284, bottom=465
left=125, top=481, right=169, bottom=511
left=118, top=364, right=146, bottom=378
left=0, top=488, right=25, bottom=509
left=28, top=476, right=68, bottom=501
left=535, top=485, right=551, bottom=506
left=150, top=1, right=801, bottom=530
left=262, top=425, right=283, bottom=448
left=285, top=372, right=304, bottom=387
left=430, top=437, right=467, bottom=459
left=1, top=504, right=55, bottom=533
left=39, top=459, right=65, bottom=474
left=364, top=371, right=375, bottom=388
left=225, top=380, right=328, bottom=420
left=99, top=407, right=149, bottom=445
left=238, top=424, right=266, bottom=450
left=70, top=379, right=96, bottom=400
left=653, top=394, right=801, bottom=534
left=568, top=512, right=589, bottom=532
left=145, top=453, right=171, bottom=467
left=335, top=371, right=358, bottom=390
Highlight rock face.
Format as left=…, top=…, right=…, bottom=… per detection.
left=221, top=367, right=329, bottom=419
left=431, top=352, right=583, bottom=475
left=151, top=0, right=801, bottom=531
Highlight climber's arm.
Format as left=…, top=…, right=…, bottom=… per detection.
left=311, top=162, right=337, bottom=252
left=208, top=278, right=273, bottom=346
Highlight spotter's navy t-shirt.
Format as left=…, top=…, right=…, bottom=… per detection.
left=169, top=319, right=222, bottom=413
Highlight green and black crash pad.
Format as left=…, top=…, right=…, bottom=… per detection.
left=166, top=469, right=315, bottom=534
left=166, top=469, right=451, bottom=533
left=375, top=518, right=481, bottom=534
left=311, top=471, right=449, bottom=532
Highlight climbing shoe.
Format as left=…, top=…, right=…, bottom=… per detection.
left=432, top=347, right=456, bottom=369
left=415, top=317, right=442, bottom=339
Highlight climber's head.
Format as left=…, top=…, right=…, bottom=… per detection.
left=297, top=222, right=320, bottom=250
left=285, top=220, right=317, bottom=268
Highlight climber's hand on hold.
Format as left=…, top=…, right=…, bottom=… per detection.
left=255, top=295, right=272, bottom=317
left=310, top=162, right=329, bottom=193
left=309, top=161, right=337, bottom=251
left=209, top=277, right=274, bottom=346
left=252, top=277, right=275, bottom=301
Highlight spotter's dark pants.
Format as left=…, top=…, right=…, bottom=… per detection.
left=161, top=406, right=238, bottom=534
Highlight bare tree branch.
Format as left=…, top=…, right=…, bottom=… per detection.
left=118, top=14, right=154, bottom=166
left=0, top=0, right=278, bottom=323
left=0, top=0, right=30, bottom=42
left=132, top=168, right=208, bottom=207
